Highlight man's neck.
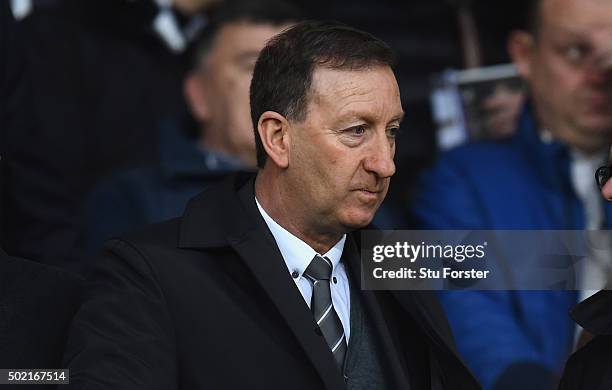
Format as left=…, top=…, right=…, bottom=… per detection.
left=254, top=172, right=343, bottom=254
left=536, top=110, right=610, bottom=156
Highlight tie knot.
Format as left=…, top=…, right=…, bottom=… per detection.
left=304, top=255, right=333, bottom=281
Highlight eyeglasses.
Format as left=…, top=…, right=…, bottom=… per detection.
left=596, top=165, right=611, bottom=189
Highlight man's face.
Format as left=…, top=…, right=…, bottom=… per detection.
left=602, top=146, right=612, bottom=200
left=286, top=66, right=403, bottom=233
left=603, top=171, right=612, bottom=200
left=516, top=0, right=612, bottom=152
left=198, top=22, right=290, bottom=165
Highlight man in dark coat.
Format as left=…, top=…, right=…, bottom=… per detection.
left=63, top=21, right=480, bottom=389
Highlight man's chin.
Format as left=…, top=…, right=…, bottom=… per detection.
left=340, top=209, right=377, bottom=230
left=580, top=124, right=612, bottom=150
left=577, top=111, right=612, bottom=131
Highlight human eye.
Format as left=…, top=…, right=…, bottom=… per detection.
left=386, top=127, right=400, bottom=138
left=340, top=125, right=367, bottom=139
left=337, top=125, right=367, bottom=146
left=561, top=44, right=589, bottom=65
left=348, top=125, right=366, bottom=136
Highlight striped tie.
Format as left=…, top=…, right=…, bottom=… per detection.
left=303, top=255, right=347, bottom=370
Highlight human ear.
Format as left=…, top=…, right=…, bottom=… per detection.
left=508, top=30, right=535, bottom=80
left=257, top=111, right=290, bottom=168
left=184, top=72, right=210, bottom=122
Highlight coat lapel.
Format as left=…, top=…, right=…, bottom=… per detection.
left=571, top=290, right=612, bottom=336
left=344, top=233, right=480, bottom=389
left=228, top=229, right=347, bottom=390
left=389, top=291, right=481, bottom=389
left=181, top=174, right=346, bottom=390
left=341, top=235, right=412, bottom=390
left=230, top=180, right=347, bottom=390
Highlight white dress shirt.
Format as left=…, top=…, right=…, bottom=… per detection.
left=255, top=197, right=352, bottom=342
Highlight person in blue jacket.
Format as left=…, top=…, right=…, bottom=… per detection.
left=410, top=0, right=612, bottom=388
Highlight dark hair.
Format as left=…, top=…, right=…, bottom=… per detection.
left=525, top=0, right=543, bottom=35
left=191, top=0, right=303, bottom=67
left=249, top=21, right=396, bottom=168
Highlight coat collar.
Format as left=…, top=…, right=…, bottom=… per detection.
left=571, top=290, right=612, bottom=336
left=157, top=117, right=249, bottom=181
left=178, top=172, right=257, bottom=249
left=178, top=173, right=347, bottom=389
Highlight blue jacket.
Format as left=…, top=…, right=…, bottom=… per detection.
left=85, top=118, right=251, bottom=254
left=410, top=105, right=612, bottom=389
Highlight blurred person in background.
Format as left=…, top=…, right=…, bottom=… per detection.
left=1, top=0, right=222, bottom=271
left=410, top=0, right=612, bottom=389
left=84, top=0, right=300, bottom=256
left=1, top=0, right=527, bottom=269
left=559, top=153, right=612, bottom=389
left=1, top=0, right=82, bottom=373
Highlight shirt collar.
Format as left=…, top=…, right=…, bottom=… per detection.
left=157, top=116, right=253, bottom=179
left=255, top=197, right=346, bottom=278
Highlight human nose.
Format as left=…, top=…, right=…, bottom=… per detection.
left=602, top=171, right=612, bottom=201
left=585, top=36, right=612, bottom=85
left=363, top=131, right=396, bottom=179
left=584, top=58, right=612, bottom=85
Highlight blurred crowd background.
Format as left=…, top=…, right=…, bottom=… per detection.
left=0, top=0, right=528, bottom=268
left=3, top=0, right=612, bottom=389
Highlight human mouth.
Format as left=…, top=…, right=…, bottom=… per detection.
left=585, top=94, right=612, bottom=109
left=355, top=189, right=382, bottom=201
